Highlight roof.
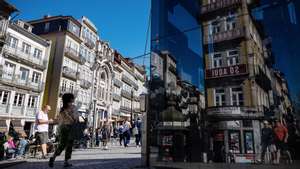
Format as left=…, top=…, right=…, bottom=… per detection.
left=0, top=0, right=18, bottom=18
left=28, top=15, right=81, bottom=28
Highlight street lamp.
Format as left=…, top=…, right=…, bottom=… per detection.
left=91, top=99, right=97, bottom=147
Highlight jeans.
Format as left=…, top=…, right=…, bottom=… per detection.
left=18, top=139, right=28, bottom=156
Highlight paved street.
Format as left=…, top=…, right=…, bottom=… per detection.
left=6, top=144, right=144, bottom=169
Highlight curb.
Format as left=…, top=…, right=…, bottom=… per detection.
left=0, top=160, right=26, bottom=168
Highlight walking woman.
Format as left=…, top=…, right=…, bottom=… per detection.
left=49, top=93, right=82, bottom=167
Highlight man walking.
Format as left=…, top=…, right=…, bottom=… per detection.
left=274, top=120, right=292, bottom=164
left=35, top=105, right=52, bottom=159
left=123, top=119, right=132, bottom=147
left=261, top=121, right=274, bottom=163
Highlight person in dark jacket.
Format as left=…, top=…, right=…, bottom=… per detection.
left=261, top=120, right=274, bottom=163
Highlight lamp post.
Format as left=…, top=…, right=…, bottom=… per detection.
left=131, top=90, right=133, bottom=125
left=91, top=99, right=97, bottom=147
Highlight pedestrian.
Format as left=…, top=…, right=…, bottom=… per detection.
left=261, top=120, right=275, bottom=163
left=35, top=105, right=53, bottom=159
left=123, top=119, right=132, bottom=147
left=100, top=121, right=110, bottom=150
left=118, top=123, right=124, bottom=146
left=49, top=93, right=84, bottom=168
left=273, top=120, right=292, bottom=164
left=133, top=118, right=142, bottom=147
left=4, top=136, right=17, bottom=159
left=17, top=132, right=29, bottom=158
left=95, top=128, right=100, bottom=147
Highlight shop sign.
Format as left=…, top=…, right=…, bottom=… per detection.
left=206, top=64, right=247, bottom=79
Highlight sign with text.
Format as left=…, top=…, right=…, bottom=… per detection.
left=206, top=64, right=248, bottom=79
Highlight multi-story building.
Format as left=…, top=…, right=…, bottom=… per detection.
left=0, top=20, right=51, bottom=135
left=0, top=0, right=17, bottom=53
left=270, top=70, right=293, bottom=120
left=201, top=0, right=273, bottom=163
left=112, top=51, right=147, bottom=126
left=92, top=40, right=114, bottom=128
left=29, top=15, right=94, bottom=121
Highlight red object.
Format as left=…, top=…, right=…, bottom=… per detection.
left=206, top=64, right=248, bottom=79
left=274, top=124, right=288, bottom=141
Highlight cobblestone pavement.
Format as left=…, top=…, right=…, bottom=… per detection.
left=6, top=144, right=145, bottom=169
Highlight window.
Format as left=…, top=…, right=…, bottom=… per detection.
left=7, top=36, right=18, bottom=48
left=243, top=120, right=253, bottom=128
left=33, top=48, right=42, bottom=59
left=4, top=62, right=15, bottom=78
left=32, top=72, right=41, bottom=83
left=22, top=42, right=31, bottom=54
left=68, top=21, right=80, bottom=37
left=208, top=0, right=216, bottom=4
left=228, top=131, right=241, bottom=154
left=227, top=49, right=239, bottom=66
left=231, top=87, right=244, bottom=106
left=210, top=20, right=221, bottom=34
left=19, top=67, right=29, bottom=82
left=244, top=131, right=254, bottom=154
left=0, top=90, right=10, bottom=105
left=62, top=80, right=67, bottom=92
left=225, top=13, right=237, bottom=31
left=28, top=95, right=38, bottom=108
left=44, top=22, right=50, bottom=32
left=70, top=82, right=75, bottom=93
left=13, top=93, right=25, bottom=107
left=212, top=53, right=222, bottom=68
left=215, top=88, right=225, bottom=106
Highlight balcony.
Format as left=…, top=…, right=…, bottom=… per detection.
left=2, top=45, right=47, bottom=70
left=112, top=109, right=120, bottom=116
left=206, top=106, right=263, bottom=120
left=11, top=105, right=25, bottom=116
left=133, top=83, right=139, bottom=91
left=121, top=74, right=134, bottom=86
left=62, top=66, right=79, bottom=81
left=120, top=106, right=131, bottom=113
left=59, top=86, right=78, bottom=97
left=113, top=78, right=123, bottom=88
left=80, top=79, right=92, bottom=89
left=0, top=72, right=44, bottom=92
left=0, top=19, right=8, bottom=44
left=26, top=107, right=38, bottom=117
left=204, top=27, right=245, bottom=45
left=64, top=47, right=83, bottom=63
left=112, top=93, right=121, bottom=102
left=121, top=89, right=132, bottom=100
left=0, top=104, right=9, bottom=115
left=84, top=39, right=95, bottom=49
left=201, top=0, right=242, bottom=17
left=255, top=67, right=272, bottom=91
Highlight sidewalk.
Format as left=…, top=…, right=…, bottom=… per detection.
left=0, top=159, right=26, bottom=168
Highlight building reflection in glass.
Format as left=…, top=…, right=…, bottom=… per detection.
left=149, top=0, right=205, bottom=164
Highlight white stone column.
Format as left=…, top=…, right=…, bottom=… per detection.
left=23, top=93, right=29, bottom=117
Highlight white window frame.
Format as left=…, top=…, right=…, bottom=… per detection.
left=227, top=49, right=240, bottom=66
left=21, top=42, right=31, bottom=54
left=225, top=13, right=237, bottom=31
left=0, top=90, right=10, bottom=105
left=230, top=87, right=244, bottom=106
left=33, top=48, right=42, bottom=59
left=214, top=88, right=225, bottom=106
left=27, top=95, right=38, bottom=108
left=13, top=93, right=25, bottom=107
left=212, top=52, right=222, bottom=68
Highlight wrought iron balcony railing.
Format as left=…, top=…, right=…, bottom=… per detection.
left=3, top=45, right=47, bottom=70
left=201, top=0, right=242, bottom=16
left=204, top=27, right=245, bottom=45
left=121, top=89, right=132, bottom=100
left=62, top=66, right=79, bottom=81
left=0, top=72, right=44, bottom=92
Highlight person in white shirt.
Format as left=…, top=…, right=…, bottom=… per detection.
left=35, top=105, right=53, bottom=158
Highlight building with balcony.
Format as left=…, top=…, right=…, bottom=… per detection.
left=201, top=0, right=274, bottom=163
left=0, top=20, right=51, bottom=135
left=112, top=51, right=147, bottom=125
left=91, top=40, right=114, bottom=128
left=29, top=15, right=95, bottom=121
left=0, top=0, right=17, bottom=53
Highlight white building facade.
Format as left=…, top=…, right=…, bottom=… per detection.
left=0, top=20, right=51, bottom=135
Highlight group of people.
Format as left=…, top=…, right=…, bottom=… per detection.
left=261, top=120, right=293, bottom=164
left=0, top=132, right=29, bottom=160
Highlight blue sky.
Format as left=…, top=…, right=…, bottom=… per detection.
left=8, top=0, right=151, bottom=66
